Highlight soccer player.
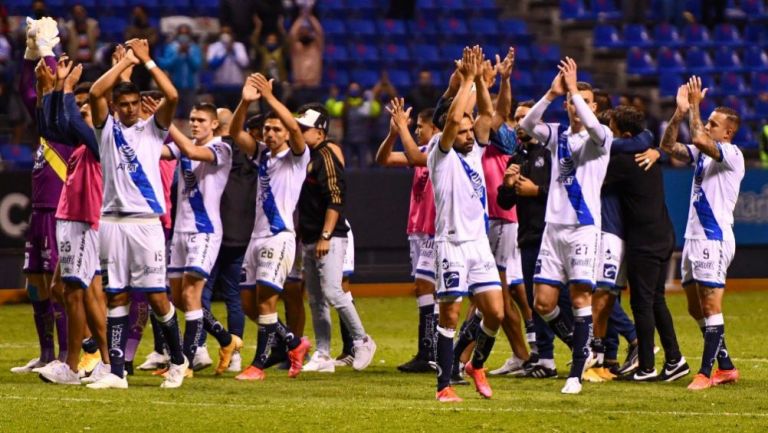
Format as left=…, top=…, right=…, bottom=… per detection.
left=520, top=57, right=613, bottom=394
left=86, top=39, right=186, bottom=389
left=229, top=73, right=311, bottom=380
left=11, top=17, right=73, bottom=375
left=296, top=102, right=377, bottom=372
left=376, top=98, right=440, bottom=373
left=660, top=78, right=744, bottom=390
left=430, top=47, right=504, bottom=402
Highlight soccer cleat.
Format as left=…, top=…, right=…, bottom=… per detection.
left=81, top=361, right=110, bottom=384
left=523, top=364, right=558, bottom=379
left=659, top=356, right=690, bottom=382
left=711, top=368, right=739, bottom=386
left=561, top=377, right=583, bottom=394
left=489, top=356, right=525, bottom=376
left=235, top=365, right=266, bottom=381
left=161, top=357, right=190, bottom=388
left=631, top=368, right=659, bottom=381
left=215, top=335, right=243, bottom=375
left=334, top=353, right=354, bottom=367
left=138, top=351, right=169, bottom=370
left=124, top=361, right=135, bottom=376
left=436, top=386, right=463, bottom=403
left=616, top=343, right=639, bottom=376
left=11, top=358, right=47, bottom=374
left=39, top=362, right=81, bottom=385
left=352, top=335, right=377, bottom=371
left=86, top=373, right=128, bottom=389
left=32, top=360, right=62, bottom=375
left=227, top=351, right=242, bottom=373
left=450, top=362, right=469, bottom=385
left=192, top=345, right=213, bottom=372
left=302, top=352, right=335, bottom=373
left=687, top=373, right=712, bottom=391
left=595, top=367, right=616, bottom=381
left=397, top=355, right=434, bottom=373
left=77, top=351, right=102, bottom=375
left=464, top=363, right=492, bottom=399
left=287, top=337, right=311, bottom=378
left=582, top=368, right=607, bottom=383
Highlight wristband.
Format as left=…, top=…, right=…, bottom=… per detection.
left=145, top=60, right=157, bottom=70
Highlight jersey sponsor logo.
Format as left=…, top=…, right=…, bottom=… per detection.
left=556, top=126, right=594, bottom=225
left=258, top=152, right=288, bottom=235
left=692, top=153, right=724, bottom=241
left=603, top=263, right=617, bottom=279
left=443, top=271, right=460, bottom=289
left=692, top=260, right=715, bottom=270
left=571, top=257, right=593, bottom=267
left=112, top=120, right=164, bottom=214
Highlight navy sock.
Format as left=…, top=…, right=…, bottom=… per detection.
left=263, top=338, right=287, bottom=368
left=82, top=337, right=99, bottom=354
left=203, top=308, right=232, bottom=347
left=275, top=319, right=300, bottom=350
left=107, top=313, right=129, bottom=378
left=252, top=323, right=278, bottom=369
left=150, top=312, right=168, bottom=354
left=543, top=306, right=574, bottom=349
left=700, top=324, right=725, bottom=377
left=417, top=305, right=432, bottom=359
left=436, top=326, right=455, bottom=392
left=183, top=310, right=204, bottom=364
left=471, top=322, right=497, bottom=369
left=700, top=324, right=734, bottom=370
left=156, top=309, right=185, bottom=365
left=453, top=312, right=481, bottom=367
left=568, top=308, right=593, bottom=380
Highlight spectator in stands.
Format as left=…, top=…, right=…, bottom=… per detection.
left=158, top=24, right=203, bottom=118
left=631, top=95, right=661, bottom=141
left=372, top=72, right=399, bottom=143
left=220, top=0, right=260, bottom=48
left=407, top=70, right=439, bottom=120
left=289, top=6, right=324, bottom=108
left=207, top=25, right=249, bottom=110
left=254, top=31, right=288, bottom=83
left=124, top=6, right=159, bottom=90
left=65, top=4, right=99, bottom=66
left=327, top=81, right=381, bottom=169
left=255, top=0, right=286, bottom=37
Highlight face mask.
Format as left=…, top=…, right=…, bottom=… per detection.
left=34, top=9, right=46, bottom=19
left=265, top=42, right=279, bottom=51
left=348, top=89, right=361, bottom=98
left=177, top=35, right=191, bottom=45
left=220, top=33, right=232, bottom=44
left=298, top=35, right=314, bottom=45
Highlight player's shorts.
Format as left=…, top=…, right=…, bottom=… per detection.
left=488, top=220, right=524, bottom=286
left=55, top=220, right=100, bottom=289
left=286, top=236, right=303, bottom=282
left=241, top=230, right=295, bottom=292
left=595, top=231, right=627, bottom=295
left=343, top=221, right=355, bottom=277
left=99, top=216, right=167, bottom=294
left=534, top=222, right=601, bottom=288
left=168, top=232, right=223, bottom=280
left=435, top=237, right=501, bottom=302
left=23, top=209, right=58, bottom=274
left=409, top=233, right=437, bottom=284
left=681, top=238, right=735, bottom=288
left=505, top=246, right=524, bottom=286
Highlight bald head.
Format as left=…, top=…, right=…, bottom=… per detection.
left=216, top=108, right=233, bottom=136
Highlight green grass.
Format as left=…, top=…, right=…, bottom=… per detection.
left=1, top=292, right=767, bottom=432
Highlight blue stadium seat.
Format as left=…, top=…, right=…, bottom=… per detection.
left=410, top=44, right=441, bottom=67
left=438, top=18, right=469, bottom=36
left=349, top=43, right=381, bottom=67
left=657, top=48, right=685, bottom=73
left=752, top=71, right=768, bottom=93
left=469, top=18, right=500, bottom=38
left=722, top=95, right=748, bottom=117
left=699, top=98, right=716, bottom=118
left=324, top=68, right=350, bottom=87
left=532, top=43, right=561, bottom=66
left=320, top=0, right=346, bottom=12
left=380, top=43, right=410, bottom=66
left=685, top=47, right=714, bottom=75
left=659, top=72, right=683, bottom=97
left=100, top=16, right=128, bottom=41
left=741, top=0, right=767, bottom=18
left=626, top=48, right=656, bottom=76
left=345, top=0, right=380, bottom=18
left=653, top=23, right=682, bottom=48
left=593, top=25, right=623, bottom=50
left=347, top=19, right=378, bottom=41
left=440, top=44, right=465, bottom=60
left=683, top=24, right=713, bottom=47
left=439, top=0, right=471, bottom=14
left=514, top=45, right=532, bottom=65
left=744, top=23, right=767, bottom=47
left=752, top=98, right=768, bottom=120
left=713, top=48, right=743, bottom=73
left=713, top=24, right=743, bottom=48
left=593, top=0, right=621, bottom=20
left=510, top=70, right=533, bottom=87
left=324, top=43, right=351, bottom=64
left=377, top=19, right=408, bottom=42
left=408, top=18, right=439, bottom=37
left=323, top=19, right=347, bottom=38
left=560, top=0, right=593, bottom=21
left=623, top=24, right=653, bottom=48
left=744, top=46, right=768, bottom=71
left=350, top=69, right=380, bottom=88
left=732, top=126, right=756, bottom=149
left=498, top=19, right=532, bottom=43
left=387, top=69, right=412, bottom=88
left=719, top=72, right=749, bottom=96
left=0, top=144, right=33, bottom=168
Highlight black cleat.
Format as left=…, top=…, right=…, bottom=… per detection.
left=450, top=362, right=469, bottom=385
left=124, top=361, right=134, bottom=376
left=617, top=368, right=658, bottom=382
left=616, top=343, right=639, bottom=376
left=659, top=356, right=690, bottom=382
left=523, top=364, right=558, bottom=379
left=397, top=355, right=434, bottom=373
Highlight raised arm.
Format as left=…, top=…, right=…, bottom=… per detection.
left=439, top=47, right=478, bottom=152
left=229, top=77, right=261, bottom=156
left=474, top=53, right=495, bottom=145
left=390, top=98, right=427, bottom=166
left=559, top=57, right=608, bottom=146
left=687, top=75, right=721, bottom=161
left=126, top=38, right=179, bottom=129
left=61, top=64, right=100, bottom=158
left=167, top=125, right=216, bottom=162
left=492, top=48, right=515, bottom=131
left=520, top=71, right=565, bottom=144
left=660, top=84, right=694, bottom=163
left=252, top=73, right=305, bottom=155
left=90, top=48, right=139, bottom=126
left=375, top=99, right=411, bottom=167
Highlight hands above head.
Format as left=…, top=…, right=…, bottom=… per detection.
left=242, top=75, right=261, bottom=103
left=386, top=97, right=412, bottom=132
left=496, top=47, right=515, bottom=80
left=141, top=95, right=161, bottom=115
left=35, top=58, right=55, bottom=94
left=557, top=56, right=579, bottom=94
left=480, top=59, right=496, bottom=88
left=456, top=46, right=481, bottom=82
left=63, top=64, right=83, bottom=93
left=686, top=75, right=708, bottom=107
left=675, top=84, right=690, bottom=114
left=125, top=38, right=151, bottom=63
left=251, top=73, right=275, bottom=100
left=56, top=55, right=73, bottom=82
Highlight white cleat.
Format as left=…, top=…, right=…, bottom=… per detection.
left=81, top=361, right=111, bottom=384
left=490, top=356, right=526, bottom=376
left=302, top=352, right=335, bottom=373
left=11, top=358, right=47, bottom=374
left=39, top=362, right=81, bottom=385
left=33, top=360, right=62, bottom=374
left=334, top=354, right=354, bottom=367
left=352, top=335, right=377, bottom=371
left=192, top=345, right=213, bottom=371
left=86, top=372, right=128, bottom=389
left=160, top=357, right=190, bottom=389
left=137, top=351, right=169, bottom=370
left=226, top=351, right=242, bottom=373
left=561, top=377, right=583, bottom=394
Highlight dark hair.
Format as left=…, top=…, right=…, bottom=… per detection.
left=517, top=99, right=535, bottom=109
left=418, top=108, right=435, bottom=122
left=576, top=81, right=593, bottom=92
left=112, top=81, right=140, bottom=101
left=596, top=108, right=614, bottom=127
left=140, top=90, right=163, bottom=100
left=714, top=106, right=741, bottom=133
left=245, top=114, right=264, bottom=131
left=593, top=88, right=613, bottom=113
left=74, top=81, right=92, bottom=96
left=191, top=102, right=217, bottom=119
left=612, top=106, right=645, bottom=136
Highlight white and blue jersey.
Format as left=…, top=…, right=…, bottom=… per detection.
left=683, top=143, right=744, bottom=241
left=166, top=137, right=232, bottom=234
left=96, top=115, right=168, bottom=216
left=251, top=142, right=310, bottom=239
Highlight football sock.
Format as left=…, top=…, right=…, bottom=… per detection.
left=52, top=301, right=68, bottom=362
left=253, top=313, right=278, bottom=368
left=699, top=314, right=726, bottom=377
left=32, top=299, right=55, bottom=363
left=155, top=305, right=185, bottom=365
left=541, top=305, right=574, bottom=348
left=107, top=306, right=130, bottom=378
left=568, top=307, right=593, bottom=380
left=183, top=309, right=204, bottom=364
left=150, top=312, right=168, bottom=354
left=82, top=337, right=98, bottom=354
left=471, top=321, right=498, bottom=369
left=417, top=294, right=435, bottom=360
left=699, top=318, right=734, bottom=370
left=203, top=307, right=233, bottom=347
left=275, top=318, right=300, bottom=350
left=436, top=326, right=456, bottom=392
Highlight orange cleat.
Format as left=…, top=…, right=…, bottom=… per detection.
left=435, top=386, right=463, bottom=402
left=216, top=335, right=244, bottom=375
left=687, top=373, right=712, bottom=391
left=711, top=368, right=740, bottom=386
left=152, top=367, right=168, bottom=376
left=464, top=363, right=493, bottom=399
left=235, top=366, right=266, bottom=381
left=287, top=337, right=311, bottom=378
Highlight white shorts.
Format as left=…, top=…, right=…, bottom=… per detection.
left=681, top=238, right=735, bottom=288
left=343, top=221, right=355, bottom=277
left=168, top=232, right=222, bottom=280
left=241, top=231, right=295, bottom=292
left=596, top=231, right=627, bottom=293
left=488, top=220, right=523, bottom=286
left=56, top=220, right=100, bottom=289
left=409, top=233, right=437, bottom=284
left=435, top=237, right=501, bottom=301
left=99, top=217, right=167, bottom=294
left=286, top=236, right=303, bottom=282
left=534, top=223, right=601, bottom=288
left=505, top=247, right=524, bottom=286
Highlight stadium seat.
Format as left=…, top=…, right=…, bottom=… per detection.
left=323, top=19, right=347, bottom=38
left=513, top=45, right=532, bottom=65
left=320, top=0, right=346, bottom=12
left=498, top=19, right=528, bottom=37
left=751, top=98, right=768, bottom=120
left=469, top=18, right=500, bottom=38
left=714, top=47, right=743, bottom=73
left=350, top=69, right=380, bottom=88
left=324, top=67, right=350, bottom=87
left=744, top=23, right=767, bottom=47
left=593, top=0, right=621, bottom=20
left=653, top=23, right=682, bottom=48
left=722, top=95, right=748, bottom=117
left=626, top=48, right=656, bottom=76
left=347, top=19, right=378, bottom=41
left=659, top=72, right=683, bottom=97
left=439, top=0, right=471, bottom=14
left=409, top=44, right=441, bottom=67
left=440, top=44, right=465, bottom=60
left=752, top=71, right=768, bottom=93
left=683, top=24, right=713, bottom=47
left=732, top=126, right=756, bottom=149
left=345, top=0, right=380, bottom=18
left=380, top=43, right=411, bottom=66
left=408, top=17, right=439, bottom=37
left=376, top=19, right=408, bottom=42
left=325, top=44, right=351, bottom=64
left=532, top=43, right=561, bottom=66
left=560, top=0, right=593, bottom=21
left=510, top=70, right=534, bottom=87
left=0, top=144, right=34, bottom=169
left=685, top=47, right=714, bottom=75
left=713, top=24, right=743, bottom=48
left=744, top=46, right=768, bottom=71
left=438, top=18, right=469, bottom=36
left=741, top=0, right=767, bottom=18
left=657, top=48, right=686, bottom=73
left=719, top=72, right=749, bottom=96
left=350, top=43, right=381, bottom=68
left=593, top=25, right=623, bottom=50
left=699, top=98, right=716, bottom=118
left=387, top=69, right=412, bottom=88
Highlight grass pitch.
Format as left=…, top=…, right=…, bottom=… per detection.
left=1, top=291, right=767, bottom=432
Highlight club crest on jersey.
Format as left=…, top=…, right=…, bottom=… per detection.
left=603, top=264, right=617, bottom=279
left=443, top=271, right=459, bottom=289
left=117, top=143, right=139, bottom=172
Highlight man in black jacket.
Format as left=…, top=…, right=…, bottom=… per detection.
left=497, top=100, right=572, bottom=378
